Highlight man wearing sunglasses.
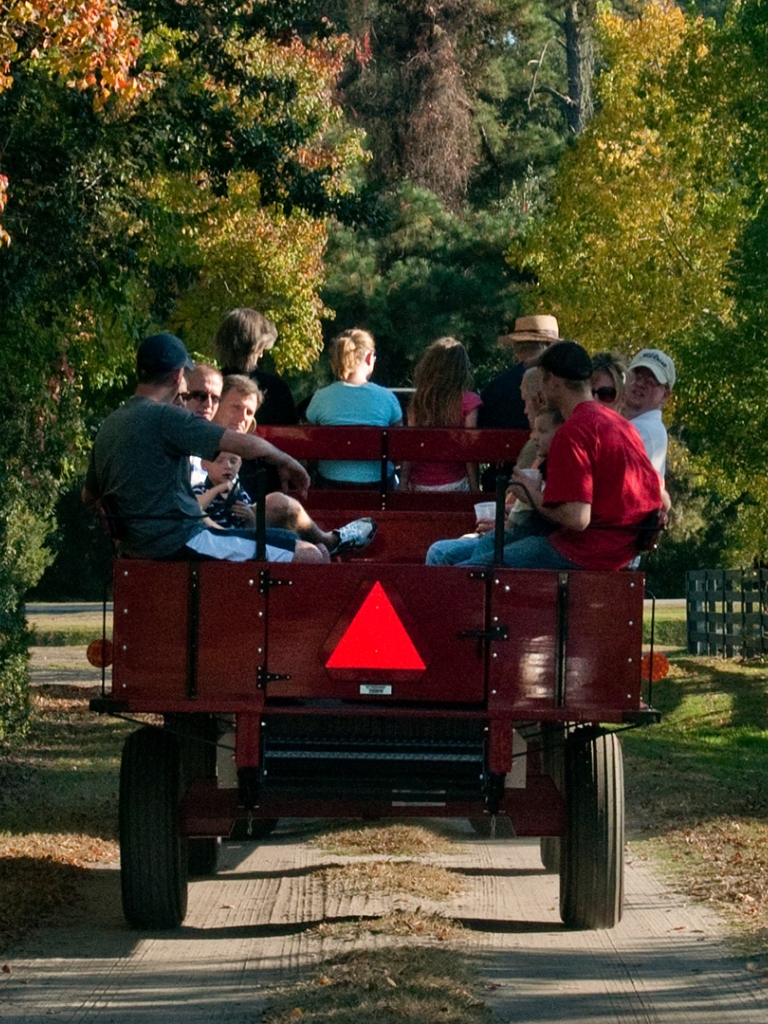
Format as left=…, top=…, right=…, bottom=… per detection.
left=622, top=349, right=675, bottom=485
left=83, top=334, right=321, bottom=563
left=183, top=363, right=225, bottom=489
left=183, top=367, right=376, bottom=556
left=427, top=341, right=663, bottom=571
left=184, top=363, right=223, bottom=422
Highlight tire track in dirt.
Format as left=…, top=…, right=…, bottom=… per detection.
left=1, top=822, right=767, bottom=1023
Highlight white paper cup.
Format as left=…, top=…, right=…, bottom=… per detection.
left=474, top=502, right=497, bottom=522
left=517, top=468, right=541, bottom=485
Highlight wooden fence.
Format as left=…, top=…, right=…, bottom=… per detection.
left=686, top=569, right=768, bottom=656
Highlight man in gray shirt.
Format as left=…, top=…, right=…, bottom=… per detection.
left=83, top=333, right=325, bottom=562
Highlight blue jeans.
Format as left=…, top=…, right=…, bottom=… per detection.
left=426, top=532, right=581, bottom=570
left=426, top=533, right=496, bottom=566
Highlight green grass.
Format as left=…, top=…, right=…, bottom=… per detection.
left=27, top=606, right=110, bottom=647
left=643, top=604, right=687, bottom=647
left=622, top=652, right=768, bottom=958
left=30, top=625, right=112, bottom=647
left=624, top=654, right=768, bottom=831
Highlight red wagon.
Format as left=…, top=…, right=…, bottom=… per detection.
left=89, top=426, right=662, bottom=932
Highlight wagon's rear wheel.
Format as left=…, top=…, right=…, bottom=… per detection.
left=539, top=837, right=561, bottom=873
left=469, top=816, right=514, bottom=839
left=559, top=729, right=624, bottom=930
left=120, top=726, right=188, bottom=929
left=169, top=714, right=220, bottom=877
left=539, top=723, right=566, bottom=874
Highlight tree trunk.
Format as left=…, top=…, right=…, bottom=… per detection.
left=563, top=1, right=594, bottom=134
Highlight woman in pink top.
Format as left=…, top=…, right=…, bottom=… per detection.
left=400, top=337, right=483, bottom=492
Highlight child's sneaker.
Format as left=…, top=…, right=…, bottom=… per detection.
left=330, top=517, right=377, bottom=555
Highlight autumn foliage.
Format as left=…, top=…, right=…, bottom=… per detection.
left=0, top=0, right=148, bottom=247
left=0, top=0, right=146, bottom=103
left=511, top=0, right=745, bottom=351
left=0, top=2, right=363, bottom=736
left=510, top=0, right=768, bottom=568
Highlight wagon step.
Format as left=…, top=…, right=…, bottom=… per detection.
left=259, top=743, right=486, bottom=803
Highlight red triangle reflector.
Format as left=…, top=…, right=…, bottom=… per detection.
left=326, top=581, right=426, bottom=670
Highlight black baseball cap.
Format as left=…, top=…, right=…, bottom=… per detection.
left=136, top=333, right=194, bottom=377
left=538, top=341, right=592, bottom=382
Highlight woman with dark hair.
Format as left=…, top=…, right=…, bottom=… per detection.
left=213, top=308, right=298, bottom=494
left=214, top=308, right=298, bottom=426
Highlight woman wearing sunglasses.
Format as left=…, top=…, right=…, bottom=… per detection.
left=590, top=351, right=627, bottom=408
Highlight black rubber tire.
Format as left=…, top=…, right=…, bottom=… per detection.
left=119, top=727, right=188, bottom=930
left=539, top=722, right=566, bottom=874
left=188, top=837, right=219, bottom=876
left=169, top=714, right=220, bottom=876
left=559, top=729, right=624, bottom=930
left=540, top=836, right=561, bottom=873
left=469, top=816, right=514, bottom=839
left=228, top=818, right=279, bottom=841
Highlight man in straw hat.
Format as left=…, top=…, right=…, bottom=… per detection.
left=428, top=341, right=663, bottom=571
left=478, top=315, right=561, bottom=431
left=478, top=315, right=560, bottom=490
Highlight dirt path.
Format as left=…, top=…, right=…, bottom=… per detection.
left=16, top=602, right=764, bottom=1021
left=1, top=820, right=766, bottom=1023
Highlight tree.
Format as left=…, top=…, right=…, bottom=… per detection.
left=123, top=13, right=363, bottom=368
left=509, top=0, right=768, bottom=579
left=512, top=0, right=747, bottom=349
left=469, top=0, right=574, bottom=203
left=0, top=0, right=147, bottom=738
left=560, top=0, right=595, bottom=133
left=0, top=1, right=361, bottom=736
left=320, top=181, right=533, bottom=393
left=668, top=0, right=768, bottom=566
left=323, top=0, right=580, bottom=208
left=310, top=0, right=581, bottom=418
left=0, top=1, right=149, bottom=233
left=322, top=0, right=482, bottom=207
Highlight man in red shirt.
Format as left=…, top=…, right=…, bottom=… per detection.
left=500, top=341, right=663, bottom=570
left=426, top=340, right=663, bottom=569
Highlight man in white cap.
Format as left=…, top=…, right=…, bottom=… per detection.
left=427, top=342, right=663, bottom=571
left=622, top=348, right=675, bottom=485
left=478, top=315, right=560, bottom=430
